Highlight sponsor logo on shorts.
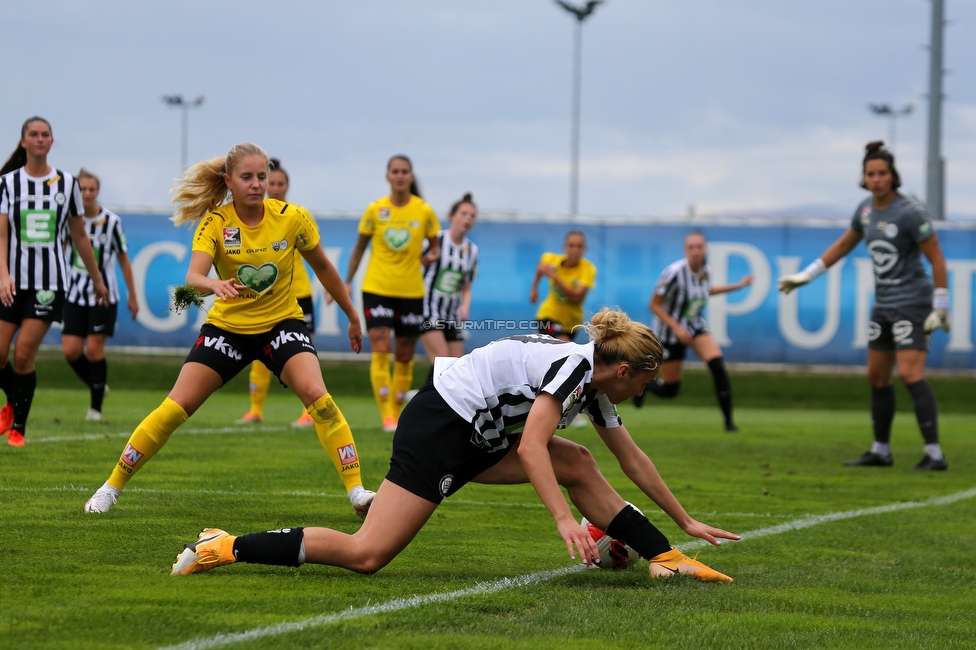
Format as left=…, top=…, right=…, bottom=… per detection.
left=120, top=443, right=144, bottom=468
left=400, top=312, right=425, bottom=326
left=367, top=304, right=394, bottom=319
left=201, top=334, right=243, bottom=360
left=268, top=329, right=311, bottom=351
left=35, top=290, right=56, bottom=306
left=337, top=444, right=358, bottom=466
left=868, top=322, right=881, bottom=341
left=439, top=474, right=454, bottom=496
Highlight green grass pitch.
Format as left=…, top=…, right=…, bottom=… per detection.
left=1, top=362, right=974, bottom=649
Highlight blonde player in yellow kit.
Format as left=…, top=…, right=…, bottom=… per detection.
left=529, top=230, right=597, bottom=342
left=237, top=158, right=317, bottom=428
left=342, top=155, right=440, bottom=432
left=84, top=143, right=376, bottom=518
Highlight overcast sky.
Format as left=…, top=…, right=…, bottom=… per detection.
left=5, top=1, right=976, bottom=219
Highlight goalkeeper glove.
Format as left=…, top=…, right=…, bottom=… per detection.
left=923, top=288, right=950, bottom=333
left=778, top=258, right=826, bottom=294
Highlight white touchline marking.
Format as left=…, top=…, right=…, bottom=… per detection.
left=158, top=485, right=976, bottom=650
left=158, top=565, right=584, bottom=650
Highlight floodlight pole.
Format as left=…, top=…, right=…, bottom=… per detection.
left=926, top=0, right=946, bottom=220
left=555, top=1, right=604, bottom=216
left=162, top=94, right=208, bottom=172
left=868, top=103, right=914, bottom=156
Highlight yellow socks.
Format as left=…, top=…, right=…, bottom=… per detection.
left=107, top=397, right=188, bottom=490
left=248, top=362, right=272, bottom=417
left=307, top=393, right=363, bottom=493
left=370, top=352, right=397, bottom=421
left=392, top=360, right=415, bottom=416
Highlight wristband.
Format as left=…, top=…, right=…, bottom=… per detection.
left=933, top=288, right=949, bottom=310
left=802, top=258, right=827, bottom=280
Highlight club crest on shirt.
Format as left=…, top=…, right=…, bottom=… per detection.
left=883, top=223, right=898, bottom=238
left=54, top=192, right=65, bottom=205
left=271, top=239, right=288, bottom=252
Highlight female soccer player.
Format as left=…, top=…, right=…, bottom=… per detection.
left=0, top=117, right=108, bottom=446
left=632, top=230, right=753, bottom=433
left=342, top=155, right=440, bottom=432
left=61, top=168, right=139, bottom=421
left=84, top=143, right=376, bottom=516
left=237, top=157, right=318, bottom=428
left=419, top=192, right=478, bottom=362
left=779, top=141, right=950, bottom=470
left=529, top=231, right=596, bottom=342
left=170, top=308, right=738, bottom=583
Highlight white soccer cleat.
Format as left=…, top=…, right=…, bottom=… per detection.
left=86, top=408, right=102, bottom=422
left=349, top=488, right=376, bottom=521
left=84, top=484, right=121, bottom=513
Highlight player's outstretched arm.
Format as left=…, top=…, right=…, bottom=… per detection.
left=595, top=422, right=740, bottom=546
left=778, top=228, right=862, bottom=294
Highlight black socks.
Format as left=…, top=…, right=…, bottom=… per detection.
left=871, top=385, right=896, bottom=444
left=11, top=370, right=36, bottom=433
left=906, top=380, right=939, bottom=445
left=646, top=379, right=680, bottom=398
left=89, top=359, right=107, bottom=412
left=707, top=357, right=734, bottom=428
left=233, top=527, right=305, bottom=566
left=604, top=504, right=672, bottom=560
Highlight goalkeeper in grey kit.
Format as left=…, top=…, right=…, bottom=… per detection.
left=779, top=141, right=950, bottom=471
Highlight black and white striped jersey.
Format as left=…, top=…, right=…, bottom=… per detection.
left=651, top=258, right=712, bottom=345
left=65, top=209, right=128, bottom=306
left=0, top=167, right=83, bottom=291
left=432, top=335, right=621, bottom=453
left=421, top=230, right=478, bottom=322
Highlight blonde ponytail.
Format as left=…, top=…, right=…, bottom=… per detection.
left=583, top=307, right=663, bottom=372
left=170, top=142, right=268, bottom=227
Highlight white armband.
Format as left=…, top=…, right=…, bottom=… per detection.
left=802, top=258, right=827, bottom=280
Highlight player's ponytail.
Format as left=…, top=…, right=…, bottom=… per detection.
left=0, top=116, right=52, bottom=176
left=171, top=142, right=268, bottom=226
left=584, top=307, right=663, bottom=373
left=860, top=140, right=901, bottom=191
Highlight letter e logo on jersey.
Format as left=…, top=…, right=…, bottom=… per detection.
left=121, top=443, right=144, bottom=468
left=337, top=444, right=358, bottom=465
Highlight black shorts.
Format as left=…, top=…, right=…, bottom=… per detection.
left=184, top=319, right=316, bottom=385
left=661, top=323, right=710, bottom=362
left=537, top=320, right=578, bottom=341
left=62, top=301, right=118, bottom=337
left=297, top=296, right=316, bottom=333
left=868, top=304, right=930, bottom=353
left=0, top=289, right=64, bottom=324
left=386, top=384, right=516, bottom=504
left=422, top=319, right=465, bottom=342
left=362, top=292, right=424, bottom=337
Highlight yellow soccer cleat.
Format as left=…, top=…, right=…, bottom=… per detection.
left=648, top=547, right=733, bottom=583
left=170, top=528, right=237, bottom=576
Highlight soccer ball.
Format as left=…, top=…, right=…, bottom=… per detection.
left=580, top=516, right=641, bottom=569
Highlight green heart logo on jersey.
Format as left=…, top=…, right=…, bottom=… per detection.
left=237, top=263, right=278, bottom=294
left=384, top=228, right=411, bottom=251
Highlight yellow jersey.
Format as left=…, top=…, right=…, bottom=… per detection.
left=290, top=206, right=317, bottom=299
left=535, top=252, right=597, bottom=329
left=358, top=195, right=440, bottom=298
left=191, top=198, right=319, bottom=335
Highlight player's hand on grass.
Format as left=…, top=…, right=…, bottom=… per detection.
left=557, top=517, right=600, bottom=566
left=681, top=518, right=741, bottom=546
left=924, top=288, right=951, bottom=333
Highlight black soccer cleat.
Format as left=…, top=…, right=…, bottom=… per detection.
left=843, top=451, right=893, bottom=467
left=725, top=423, right=740, bottom=433
left=911, top=454, right=947, bottom=471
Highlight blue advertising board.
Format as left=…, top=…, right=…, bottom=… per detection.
left=43, top=211, right=976, bottom=369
